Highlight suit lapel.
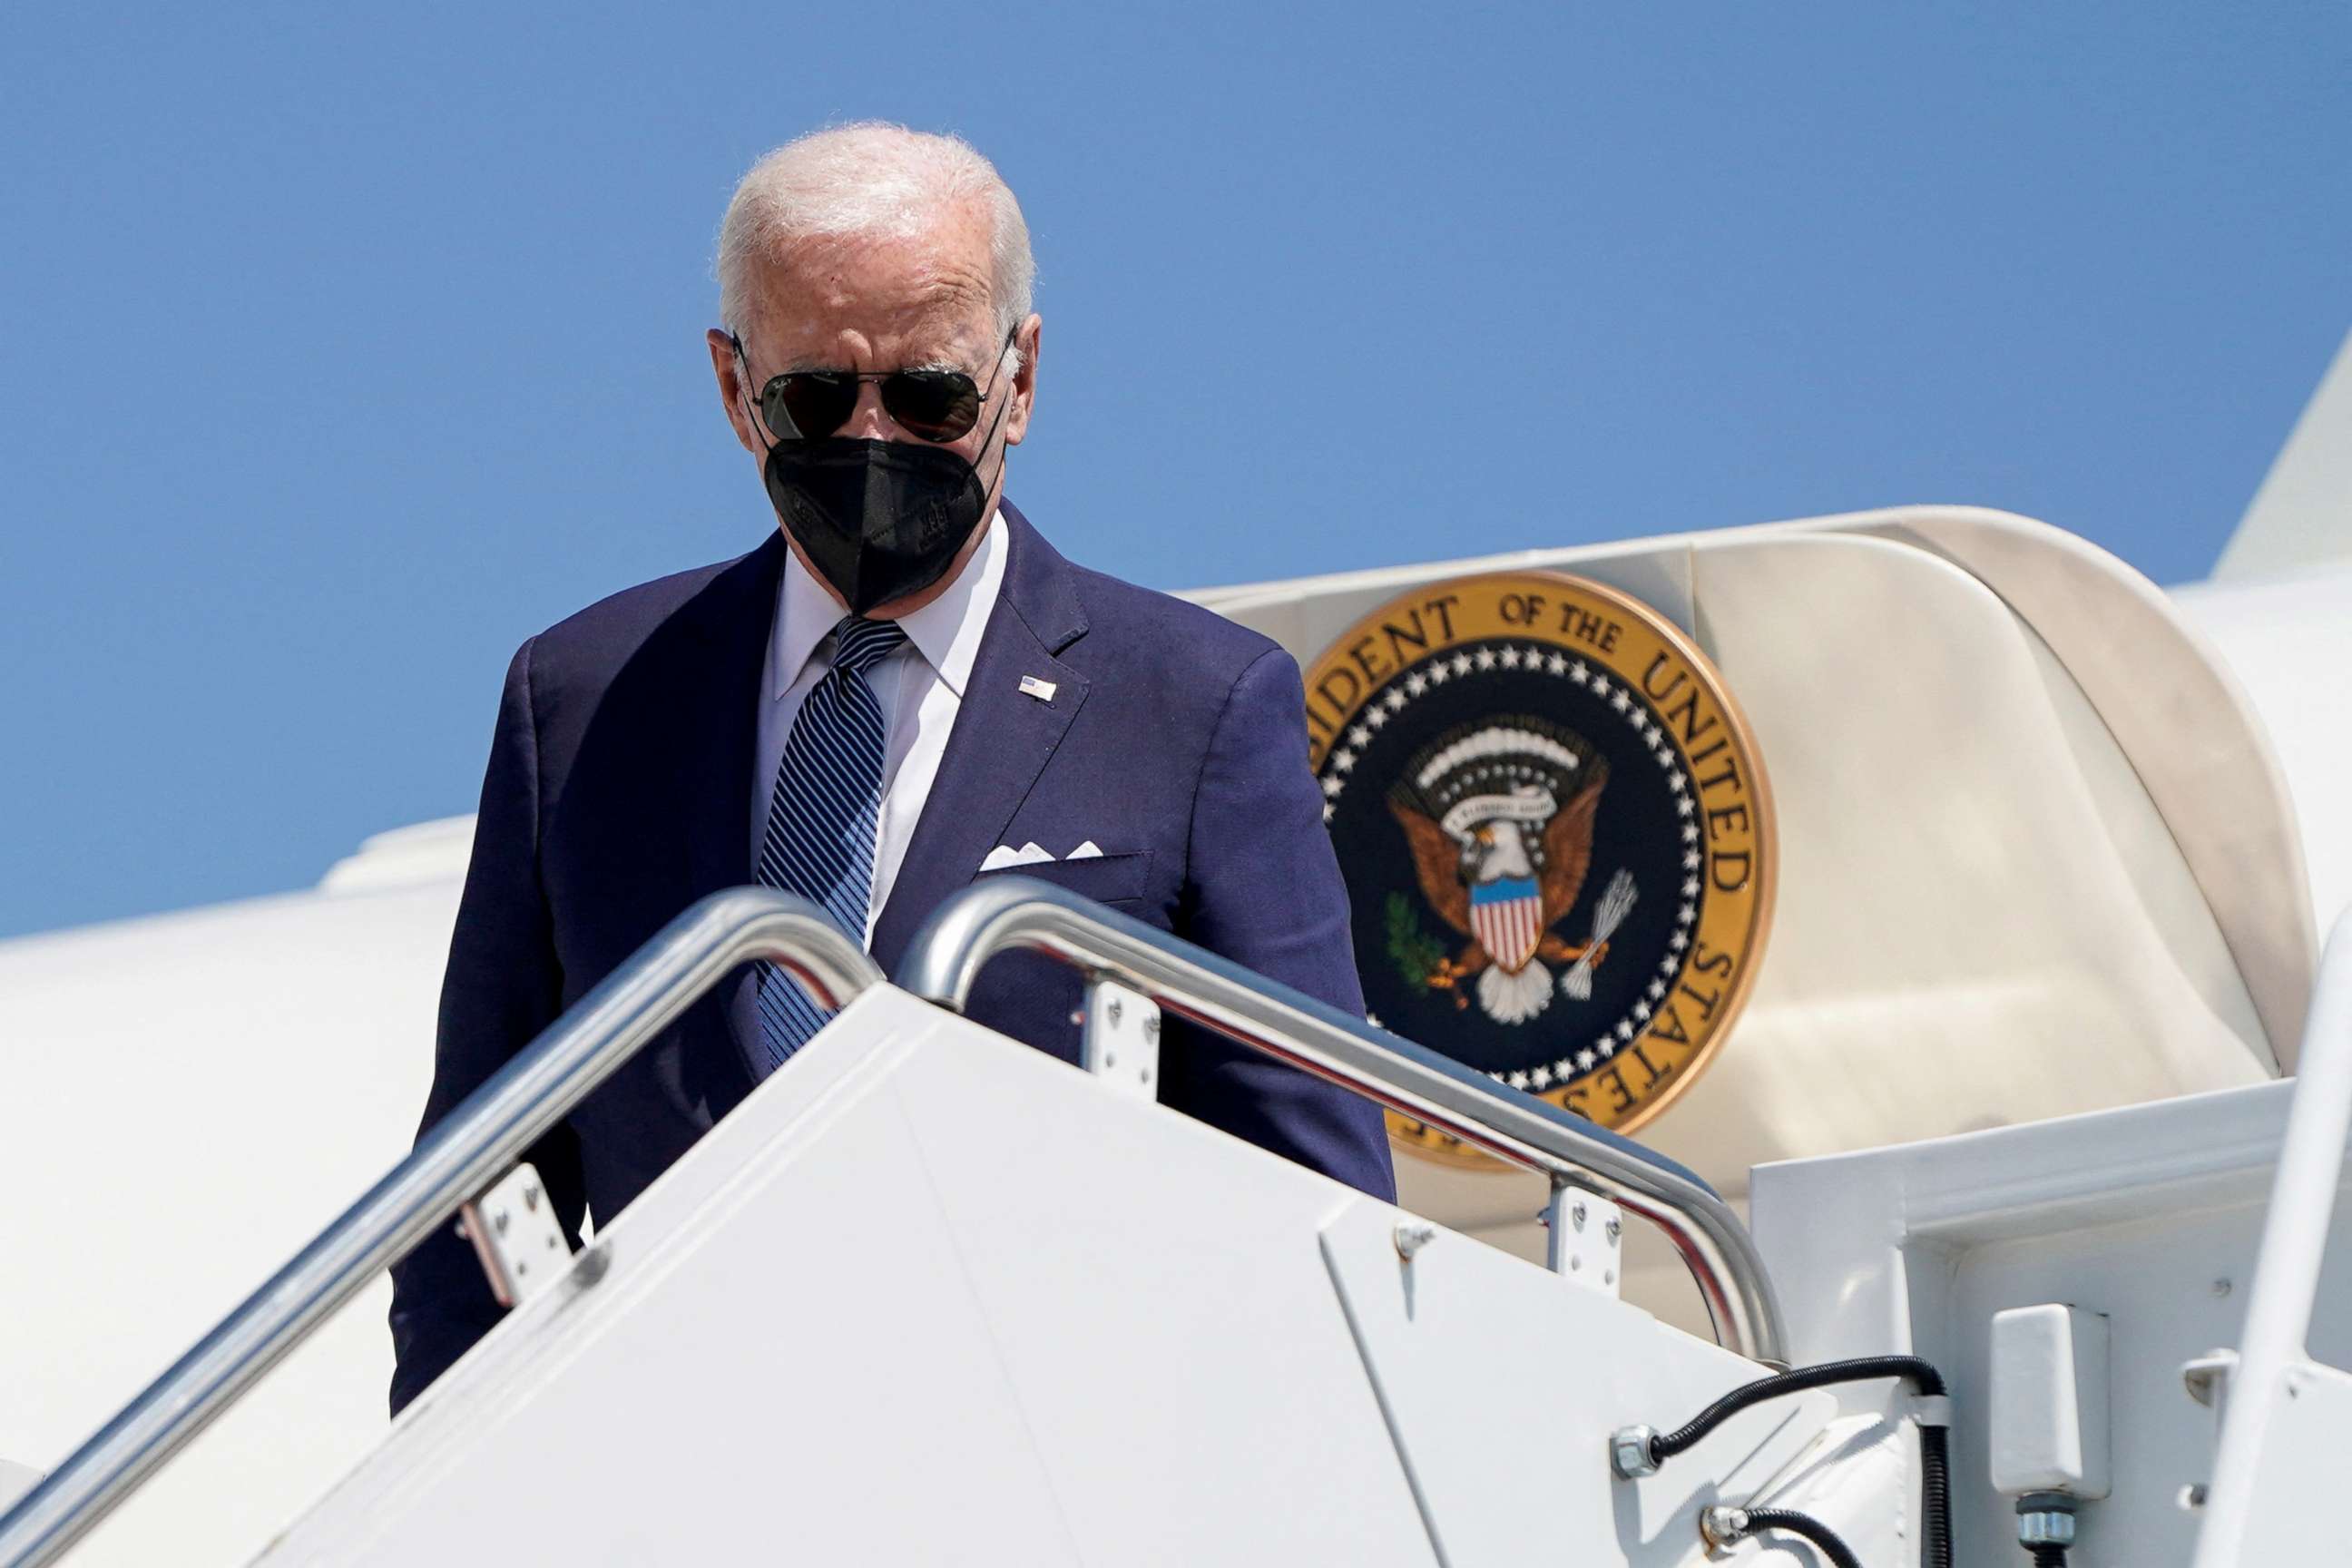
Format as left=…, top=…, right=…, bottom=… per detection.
left=648, top=531, right=785, bottom=1119
left=870, top=503, right=1091, bottom=972
left=677, top=531, right=789, bottom=910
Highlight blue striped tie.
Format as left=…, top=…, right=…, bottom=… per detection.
left=751, top=613, right=907, bottom=1077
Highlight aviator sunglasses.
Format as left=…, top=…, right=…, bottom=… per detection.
left=733, top=324, right=1019, bottom=445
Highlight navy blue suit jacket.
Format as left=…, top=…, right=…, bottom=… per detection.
left=388, top=505, right=1396, bottom=1413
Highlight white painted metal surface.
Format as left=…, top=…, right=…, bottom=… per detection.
left=2173, top=565, right=2352, bottom=941
left=1988, top=1304, right=2112, bottom=1498
left=2209, top=1357, right=2352, bottom=1566
left=2191, top=907, right=2352, bottom=1567
left=1751, top=1054, right=2352, bottom=1563
left=313, top=816, right=474, bottom=895
left=1720, top=1412, right=1924, bottom=1568
left=262, top=986, right=1425, bottom=1564
left=2212, top=328, right=2352, bottom=583
left=250, top=986, right=1841, bottom=1566
left=0, top=880, right=448, bottom=1568
left=1666, top=524, right=2277, bottom=1165
left=1826, top=507, right=2318, bottom=1063
left=1320, top=1201, right=1828, bottom=1565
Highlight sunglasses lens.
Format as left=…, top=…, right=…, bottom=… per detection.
left=883, top=370, right=982, bottom=442
left=762, top=373, right=859, bottom=439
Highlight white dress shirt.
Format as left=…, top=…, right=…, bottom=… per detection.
left=750, top=511, right=1008, bottom=943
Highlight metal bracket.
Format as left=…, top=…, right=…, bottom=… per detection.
left=1699, top=1504, right=1749, bottom=1552
left=2177, top=1344, right=2239, bottom=1510
left=2182, top=1347, right=2238, bottom=1412
left=1910, top=1393, right=1955, bottom=1428
left=456, top=1161, right=573, bottom=1309
left=1081, top=978, right=1161, bottom=1100
left=1540, top=1181, right=1622, bottom=1295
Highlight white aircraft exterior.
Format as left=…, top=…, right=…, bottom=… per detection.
left=1, top=332, right=2346, bottom=1565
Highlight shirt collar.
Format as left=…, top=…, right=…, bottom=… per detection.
left=769, top=509, right=1007, bottom=702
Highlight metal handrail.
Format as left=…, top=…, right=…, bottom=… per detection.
left=0, top=888, right=880, bottom=1568
left=2192, top=905, right=2352, bottom=1568
left=3, top=877, right=1787, bottom=1564
left=897, top=876, right=1789, bottom=1367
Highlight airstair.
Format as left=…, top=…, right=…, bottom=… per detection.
left=5, top=884, right=2352, bottom=1564
left=0, top=880, right=1875, bottom=1566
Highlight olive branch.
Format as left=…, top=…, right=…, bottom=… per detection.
left=1385, top=893, right=1449, bottom=993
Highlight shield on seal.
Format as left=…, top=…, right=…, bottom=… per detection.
left=1468, top=876, right=1544, bottom=974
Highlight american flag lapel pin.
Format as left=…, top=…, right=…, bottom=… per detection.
left=1019, top=675, right=1058, bottom=702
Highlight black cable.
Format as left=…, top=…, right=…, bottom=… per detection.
left=1919, top=1423, right=1951, bottom=1568
left=1650, top=1355, right=1945, bottom=1460
left=1643, top=1355, right=1950, bottom=1568
left=1741, top=1507, right=1866, bottom=1568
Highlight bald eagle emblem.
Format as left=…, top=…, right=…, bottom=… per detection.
left=1387, top=717, right=1638, bottom=1025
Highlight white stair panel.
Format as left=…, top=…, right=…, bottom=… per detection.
left=255, top=988, right=1847, bottom=1565
left=262, top=1001, right=1082, bottom=1564
left=884, top=1022, right=1432, bottom=1565
left=1319, top=1202, right=1830, bottom=1565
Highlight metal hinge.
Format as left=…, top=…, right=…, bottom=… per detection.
left=1539, top=1180, right=1622, bottom=1296
left=1082, top=979, right=1161, bottom=1100
left=457, top=1161, right=573, bottom=1308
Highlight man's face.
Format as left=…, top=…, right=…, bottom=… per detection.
left=705, top=201, right=1040, bottom=619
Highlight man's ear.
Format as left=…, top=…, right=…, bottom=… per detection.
left=707, top=328, right=762, bottom=456
left=1004, top=314, right=1041, bottom=446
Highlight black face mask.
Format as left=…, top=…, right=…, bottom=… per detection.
left=759, top=425, right=1003, bottom=614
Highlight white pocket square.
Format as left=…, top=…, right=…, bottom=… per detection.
left=979, top=839, right=1110, bottom=871
left=979, top=841, right=1055, bottom=872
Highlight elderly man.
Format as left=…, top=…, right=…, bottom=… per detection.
left=387, top=123, right=1393, bottom=1414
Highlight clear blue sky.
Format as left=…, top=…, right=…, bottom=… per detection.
left=1, top=1, right=2343, bottom=940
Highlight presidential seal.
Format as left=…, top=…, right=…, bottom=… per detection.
left=1303, top=571, right=1773, bottom=1162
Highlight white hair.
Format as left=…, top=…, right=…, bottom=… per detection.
left=715, top=122, right=1034, bottom=372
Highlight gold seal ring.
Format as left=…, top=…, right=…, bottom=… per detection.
left=1302, top=570, right=1774, bottom=1165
